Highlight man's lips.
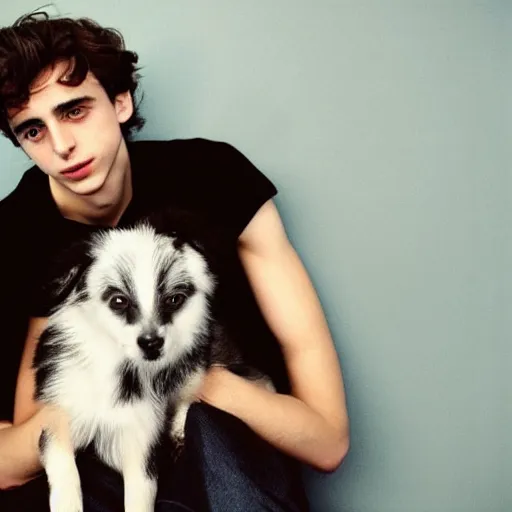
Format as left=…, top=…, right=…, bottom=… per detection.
left=61, top=158, right=94, bottom=175
left=60, top=158, right=94, bottom=180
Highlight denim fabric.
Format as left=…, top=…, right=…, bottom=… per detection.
left=0, top=403, right=309, bottom=511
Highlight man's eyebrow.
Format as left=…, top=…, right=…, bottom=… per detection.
left=12, top=118, right=43, bottom=137
left=11, top=96, right=96, bottom=136
left=53, top=96, right=95, bottom=116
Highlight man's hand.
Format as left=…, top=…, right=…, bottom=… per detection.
left=0, top=407, right=48, bottom=489
left=198, top=365, right=276, bottom=406
left=197, top=366, right=238, bottom=408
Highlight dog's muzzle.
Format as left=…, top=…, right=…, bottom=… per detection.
left=137, top=333, right=164, bottom=360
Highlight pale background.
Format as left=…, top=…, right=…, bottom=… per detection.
left=0, top=2, right=509, bottom=511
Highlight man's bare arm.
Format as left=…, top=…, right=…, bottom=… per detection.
left=200, top=200, right=349, bottom=472
left=0, top=317, right=48, bottom=488
left=0, top=410, right=47, bottom=489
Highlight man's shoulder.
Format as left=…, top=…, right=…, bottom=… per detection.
left=129, top=137, right=236, bottom=165
left=129, top=137, right=262, bottom=189
left=0, top=165, right=44, bottom=206
left=129, top=137, right=250, bottom=197
left=0, top=165, right=49, bottom=238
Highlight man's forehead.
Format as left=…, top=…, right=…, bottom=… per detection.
left=7, top=61, right=69, bottom=115
left=7, top=68, right=100, bottom=121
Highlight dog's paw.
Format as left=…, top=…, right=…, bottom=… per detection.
left=169, top=401, right=189, bottom=443
left=169, top=420, right=185, bottom=444
left=49, top=485, right=83, bottom=512
left=168, top=405, right=188, bottom=461
left=169, top=422, right=186, bottom=461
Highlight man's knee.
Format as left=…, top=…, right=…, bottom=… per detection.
left=182, top=402, right=309, bottom=512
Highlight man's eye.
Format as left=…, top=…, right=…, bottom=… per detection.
left=67, top=107, right=86, bottom=120
left=24, top=126, right=45, bottom=142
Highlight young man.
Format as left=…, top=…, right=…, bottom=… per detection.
left=0, top=11, right=349, bottom=511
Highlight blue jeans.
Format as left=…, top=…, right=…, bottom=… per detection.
left=0, top=403, right=309, bottom=511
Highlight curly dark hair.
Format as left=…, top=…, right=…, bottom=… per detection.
left=0, top=11, right=145, bottom=146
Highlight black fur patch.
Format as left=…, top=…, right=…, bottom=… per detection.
left=145, top=437, right=161, bottom=479
left=116, top=361, right=143, bottom=403
left=157, top=282, right=196, bottom=326
left=101, top=285, right=141, bottom=325
left=33, top=325, right=73, bottom=400
left=151, top=367, right=174, bottom=397
left=172, top=237, right=185, bottom=251
left=151, top=341, right=208, bottom=397
left=38, top=428, right=49, bottom=456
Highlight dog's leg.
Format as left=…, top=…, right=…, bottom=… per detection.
left=170, top=400, right=191, bottom=449
left=39, top=411, right=82, bottom=512
left=169, top=367, right=206, bottom=446
left=120, top=431, right=158, bottom=512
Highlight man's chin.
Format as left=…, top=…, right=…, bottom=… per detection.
left=67, top=173, right=108, bottom=197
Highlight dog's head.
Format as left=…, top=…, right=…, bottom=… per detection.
left=46, top=219, right=216, bottom=366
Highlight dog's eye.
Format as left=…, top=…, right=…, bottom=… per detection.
left=165, top=293, right=187, bottom=310
left=109, top=295, right=129, bottom=311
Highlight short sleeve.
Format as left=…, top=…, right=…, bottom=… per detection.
left=126, top=138, right=278, bottom=239
left=193, top=140, right=278, bottom=239
left=27, top=271, right=55, bottom=317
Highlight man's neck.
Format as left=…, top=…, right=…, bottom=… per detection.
left=52, top=173, right=132, bottom=227
left=49, top=142, right=133, bottom=227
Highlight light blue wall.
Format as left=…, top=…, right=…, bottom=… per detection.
left=1, top=2, right=509, bottom=511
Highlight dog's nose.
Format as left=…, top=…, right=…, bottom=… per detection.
left=137, top=334, right=164, bottom=351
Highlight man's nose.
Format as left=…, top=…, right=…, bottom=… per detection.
left=50, top=124, right=76, bottom=159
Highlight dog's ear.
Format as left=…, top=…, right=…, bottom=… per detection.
left=147, top=208, right=229, bottom=265
left=39, top=237, right=94, bottom=310
left=50, top=255, right=91, bottom=301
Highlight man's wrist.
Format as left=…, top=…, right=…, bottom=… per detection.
left=199, top=366, right=243, bottom=412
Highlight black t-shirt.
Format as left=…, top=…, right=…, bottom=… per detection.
left=0, top=138, right=289, bottom=421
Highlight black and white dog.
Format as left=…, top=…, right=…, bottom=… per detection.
left=33, top=213, right=269, bottom=512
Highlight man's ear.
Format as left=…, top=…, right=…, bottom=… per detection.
left=115, top=91, right=134, bottom=124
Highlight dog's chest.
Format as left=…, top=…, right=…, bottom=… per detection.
left=63, top=374, right=167, bottom=471
left=92, top=400, right=165, bottom=471
left=58, top=361, right=167, bottom=438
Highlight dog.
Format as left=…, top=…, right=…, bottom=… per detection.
left=33, top=212, right=271, bottom=512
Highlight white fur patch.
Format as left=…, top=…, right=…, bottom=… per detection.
left=43, top=440, right=83, bottom=512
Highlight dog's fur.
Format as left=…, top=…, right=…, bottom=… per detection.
left=33, top=215, right=268, bottom=512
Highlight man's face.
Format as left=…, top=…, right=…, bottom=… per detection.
left=7, top=61, right=133, bottom=197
